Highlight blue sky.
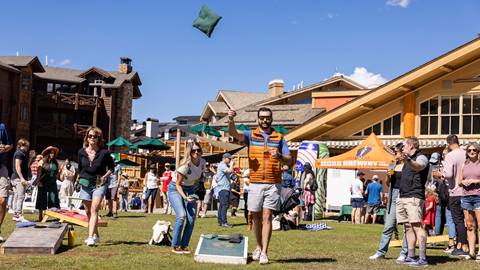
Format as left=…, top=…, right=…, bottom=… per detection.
left=1, top=0, right=479, bottom=122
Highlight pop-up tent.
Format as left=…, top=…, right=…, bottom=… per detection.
left=315, top=133, right=395, bottom=170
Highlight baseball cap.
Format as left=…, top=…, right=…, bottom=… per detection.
left=357, top=171, right=365, bottom=176
left=222, top=153, right=232, bottom=159
left=429, top=152, right=441, bottom=164
left=372, top=175, right=379, bottom=180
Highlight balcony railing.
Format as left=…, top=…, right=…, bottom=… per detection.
left=35, top=122, right=91, bottom=139
left=35, top=92, right=98, bottom=109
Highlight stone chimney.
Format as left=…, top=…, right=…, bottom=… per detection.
left=268, top=79, right=284, bottom=97
left=118, top=57, right=132, bottom=74
left=145, top=118, right=159, bottom=138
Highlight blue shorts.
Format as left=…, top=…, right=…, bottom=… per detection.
left=461, top=195, right=480, bottom=211
left=351, top=198, right=365, bottom=208
left=79, top=184, right=108, bottom=201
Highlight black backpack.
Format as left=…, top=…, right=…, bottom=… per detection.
left=309, top=178, right=318, bottom=192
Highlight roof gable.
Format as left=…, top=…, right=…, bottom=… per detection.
left=0, top=56, right=45, bottom=72
left=79, top=66, right=113, bottom=79
left=285, top=36, right=480, bottom=141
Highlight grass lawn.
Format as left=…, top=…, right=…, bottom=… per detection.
left=0, top=211, right=476, bottom=270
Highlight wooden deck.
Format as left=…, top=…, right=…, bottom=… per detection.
left=1, top=224, right=68, bottom=255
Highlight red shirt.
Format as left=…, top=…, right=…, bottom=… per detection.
left=161, top=171, right=172, bottom=192
left=30, top=161, right=39, bottom=177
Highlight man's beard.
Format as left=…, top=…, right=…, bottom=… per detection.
left=260, top=122, right=271, bottom=129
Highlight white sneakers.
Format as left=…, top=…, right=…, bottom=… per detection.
left=259, top=253, right=269, bottom=265
left=0, top=235, right=4, bottom=242
left=252, top=248, right=262, bottom=261
left=252, top=248, right=269, bottom=265
left=85, top=235, right=100, bottom=246
left=369, top=253, right=385, bottom=260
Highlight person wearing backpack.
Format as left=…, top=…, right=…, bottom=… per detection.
left=302, top=163, right=316, bottom=221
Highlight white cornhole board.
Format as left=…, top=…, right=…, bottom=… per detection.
left=326, top=169, right=355, bottom=211
left=194, top=234, right=248, bottom=265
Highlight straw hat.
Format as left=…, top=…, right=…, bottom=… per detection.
left=41, top=146, right=60, bottom=157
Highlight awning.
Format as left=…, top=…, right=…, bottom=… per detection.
left=289, top=138, right=480, bottom=151
left=315, top=133, right=395, bottom=170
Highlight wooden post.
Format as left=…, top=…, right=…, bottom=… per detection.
left=402, top=92, right=416, bottom=137
left=175, top=128, right=181, bottom=169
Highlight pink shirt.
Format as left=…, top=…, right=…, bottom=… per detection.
left=443, top=148, right=466, bottom=197
left=462, top=161, right=480, bottom=196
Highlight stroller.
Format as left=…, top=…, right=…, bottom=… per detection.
left=273, top=188, right=301, bottom=231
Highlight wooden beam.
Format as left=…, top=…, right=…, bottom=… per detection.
left=398, top=85, right=412, bottom=92
left=321, top=123, right=337, bottom=128
left=359, top=105, right=374, bottom=111
left=439, top=65, right=453, bottom=72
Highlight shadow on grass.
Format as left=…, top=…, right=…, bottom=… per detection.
left=116, top=215, right=147, bottom=219
left=57, top=244, right=77, bottom=254
left=427, top=255, right=462, bottom=265
left=275, top=257, right=337, bottom=263
left=102, top=240, right=147, bottom=246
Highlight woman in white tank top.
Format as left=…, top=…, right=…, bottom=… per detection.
left=144, top=168, right=159, bottom=213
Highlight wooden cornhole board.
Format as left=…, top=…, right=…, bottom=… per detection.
left=1, top=223, right=68, bottom=255
left=43, top=210, right=108, bottom=227
left=194, top=234, right=248, bottom=265
left=389, top=234, right=449, bottom=247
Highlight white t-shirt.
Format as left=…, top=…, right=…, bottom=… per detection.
left=173, top=158, right=206, bottom=186
left=351, top=178, right=364, bottom=199
left=146, top=172, right=158, bottom=189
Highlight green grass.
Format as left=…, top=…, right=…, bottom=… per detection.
left=0, top=212, right=476, bottom=270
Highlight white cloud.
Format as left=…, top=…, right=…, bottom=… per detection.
left=327, top=13, right=336, bottom=19
left=49, top=58, right=55, bottom=64
left=386, top=0, right=410, bottom=8
left=333, top=67, right=388, bottom=89
left=58, top=59, right=71, bottom=66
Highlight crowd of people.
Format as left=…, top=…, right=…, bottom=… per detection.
left=0, top=107, right=295, bottom=265
left=368, top=135, right=480, bottom=266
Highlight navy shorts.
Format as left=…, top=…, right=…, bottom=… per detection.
left=351, top=198, right=365, bottom=208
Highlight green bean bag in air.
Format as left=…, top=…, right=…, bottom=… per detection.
left=192, top=5, right=222, bottom=38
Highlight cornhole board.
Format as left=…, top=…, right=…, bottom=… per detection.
left=194, top=234, right=248, bottom=265
left=389, top=234, right=449, bottom=247
left=1, top=223, right=68, bottom=255
left=43, top=210, right=108, bottom=227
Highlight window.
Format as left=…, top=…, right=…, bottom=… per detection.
left=54, top=84, right=61, bottom=92
left=420, top=95, right=480, bottom=135
left=19, top=103, right=29, bottom=122
left=353, top=113, right=402, bottom=137
left=178, top=120, right=187, bottom=125
left=47, top=83, right=54, bottom=93
left=420, top=98, right=439, bottom=135
left=462, top=95, right=480, bottom=134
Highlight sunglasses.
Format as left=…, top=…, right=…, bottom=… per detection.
left=191, top=149, right=202, bottom=153
left=88, top=134, right=98, bottom=139
left=467, top=149, right=478, bottom=153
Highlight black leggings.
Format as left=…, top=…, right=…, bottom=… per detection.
left=244, top=192, right=249, bottom=224
left=449, top=196, right=467, bottom=245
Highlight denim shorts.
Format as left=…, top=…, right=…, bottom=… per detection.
left=79, top=183, right=108, bottom=201
left=461, top=195, right=480, bottom=211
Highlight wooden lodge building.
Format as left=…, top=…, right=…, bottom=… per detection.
left=0, top=56, right=142, bottom=159
left=285, top=37, right=480, bottom=154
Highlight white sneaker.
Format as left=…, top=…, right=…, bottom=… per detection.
left=0, top=235, right=4, bottom=242
left=259, top=253, right=269, bottom=265
left=84, top=235, right=99, bottom=244
left=7, top=209, right=14, bottom=214
left=85, top=237, right=96, bottom=246
left=252, top=248, right=262, bottom=261
left=395, top=254, right=407, bottom=264
left=369, top=253, right=385, bottom=260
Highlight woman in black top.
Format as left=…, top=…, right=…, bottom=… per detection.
left=77, top=127, right=114, bottom=246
